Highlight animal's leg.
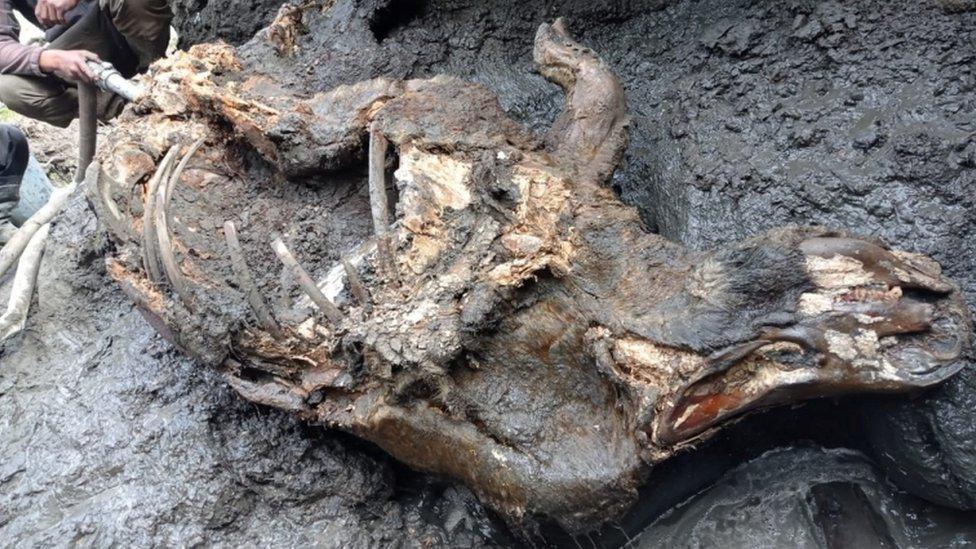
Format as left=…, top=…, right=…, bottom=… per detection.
left=534, top=18, right=629, bottom=185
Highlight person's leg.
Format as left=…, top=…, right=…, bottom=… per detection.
left=100, top=0, right=172, bottom=71
left=0, top=124, right=30, bottom=240
left=5, top=0, right=172, bottom=128
left=37, top=2, right=140, bottom=125
left=0, top=74, right=78, bottom=128
left=48, top=0, right=139, bottom=76
left=53, top=0, right=171, bottom=75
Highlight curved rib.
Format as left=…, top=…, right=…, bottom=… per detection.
left=271, top=237, right=344, bottom=325
left=154, top=139, right=205, bottom=309
left=141, top=146, right=181, bottom=284
left=224, top=220, right=282, bottom=336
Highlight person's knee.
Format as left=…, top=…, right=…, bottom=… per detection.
left=0, top=125, right=29, bottom=153
left=0, top=124, right=29, bottom=178
left=0, top=76, right=39, bottom=116
left=100, top=0, right=172, bottom=70
left=0, top=76, right=75, bottom=128
left=101, top=0, right=172, bottom=25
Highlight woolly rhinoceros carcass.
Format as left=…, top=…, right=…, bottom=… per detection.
left=88, top=17, right=971, bottom=532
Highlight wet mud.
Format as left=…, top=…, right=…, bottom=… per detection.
left=634, top=446, right=976, bottom=547
left=170, top=0, right=288, bottom=48
left=2, top=0, right=974, bottom=545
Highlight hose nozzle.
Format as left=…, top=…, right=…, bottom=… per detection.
left=85, top=60, right=144, bottom=102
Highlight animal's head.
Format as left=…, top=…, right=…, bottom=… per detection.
left=643, top=233, right=971, bottom=447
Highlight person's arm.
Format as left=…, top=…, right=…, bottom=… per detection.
left=0, top=0, right=94, bottom=82
left=0, top=0, right=44, bottom=76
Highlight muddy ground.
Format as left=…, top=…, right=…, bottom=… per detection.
left=2, top=0, right=975, bottom=546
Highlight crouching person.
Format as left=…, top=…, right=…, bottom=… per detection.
left=0, top=124, right=28, bottom=243
left=0, top=0, right=172, bottom=127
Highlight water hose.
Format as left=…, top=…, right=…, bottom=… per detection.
left=0, top=65, right=140, bottom=341
left=86, top=60, right=143, bottom=102
left=75, top=81, right=98, bottom=183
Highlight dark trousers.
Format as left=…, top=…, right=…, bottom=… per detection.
left=0, top=124, right=28, bottom=223
left=0, top=0, right=171, bottom=127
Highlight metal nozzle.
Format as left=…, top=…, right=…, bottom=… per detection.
left=85, top=60, right=144, bottom=102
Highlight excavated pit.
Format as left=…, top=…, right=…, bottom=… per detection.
left=2, top=0, right=975, bottom=546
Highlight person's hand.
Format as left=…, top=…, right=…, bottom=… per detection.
left=34, top=0, right=81, bottom=28
left=39, top=49, right=99, bottom=84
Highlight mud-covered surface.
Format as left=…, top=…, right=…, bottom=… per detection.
left=172, top=0, right=976, bottom=514
left=170, top=0, right=286, bottom=48
left=634, top=446, right=976, bottom=547
left=1, top=0, right=974, bottom=545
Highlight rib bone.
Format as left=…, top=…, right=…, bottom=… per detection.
left=224, top=220, right=282, bottom=336
left=271, top=237, right=343, bottom=325
left=141, top=146, right=181, bottom=284
left=342, top=258, right=371, bottom=311
left=368, top=127, right=396, bottom=280
left=154, top=139, right=205, bottom=309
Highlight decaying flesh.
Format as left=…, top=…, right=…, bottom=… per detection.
left=90, top=17, right=971, bottom=533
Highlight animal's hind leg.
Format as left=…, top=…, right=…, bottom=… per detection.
left=534, top=18, right=630, bottom=185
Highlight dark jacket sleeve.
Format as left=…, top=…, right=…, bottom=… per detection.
left=0, top=0, right=44, bottom=76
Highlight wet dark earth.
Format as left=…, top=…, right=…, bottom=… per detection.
left=3, top=0, right=975, bottom=546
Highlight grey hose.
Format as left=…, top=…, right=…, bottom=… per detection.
left=86, top=60, right=143, bottom=102
left=75, top=81, right=98, bottom=184
left=75, top=63, right=145, bottom=184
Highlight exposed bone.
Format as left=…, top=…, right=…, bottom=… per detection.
left=0, top=224, right=50, bottom=341
left=86, top=163, right=138, bottom=242
left=153, top=139, right=205, bottom=308
left=271, top=237, right=343, bottom=325
left=165, top=139, right=205, bottom=202
left=223, top=370, right=309, bottom=412
left=342, top=258, right=371, bottom=311
left=224, top=220, right=282, bottom=336
left=141, top=146, right=181, bottom=284
left=367, top=127, right=396, bottom=280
